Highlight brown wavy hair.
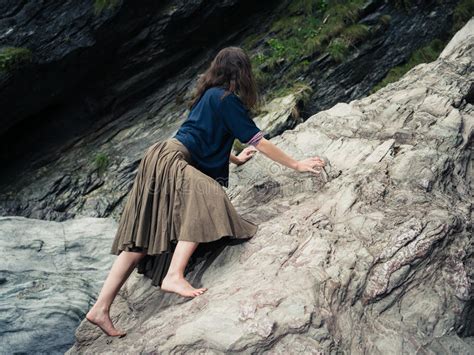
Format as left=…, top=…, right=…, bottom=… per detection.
left=187, top=46, right=259, bottom=111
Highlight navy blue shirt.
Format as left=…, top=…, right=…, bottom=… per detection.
left=173, top=86, right=261, bottom=187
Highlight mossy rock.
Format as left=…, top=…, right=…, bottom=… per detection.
left=452, top=0, right=474, bottom=32
left=370, top=38, right=447, bottom=93
left=0, top=47, right=32, bottom=72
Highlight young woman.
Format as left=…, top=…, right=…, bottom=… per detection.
left=86, top=46, right=325, bottom=337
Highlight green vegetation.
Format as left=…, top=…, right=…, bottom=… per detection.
left=370, top=39, right=445, bottom=93
left=371, top=0, right=474, bottom=93
left=244, top=0, right=473, bottom=105
left=93, top=0, right=119, bottom=15
left=0, top=47, right=32, bottom=72
left=341, top=24, right=371, bottom=45
left=93, top=152, right=109, bottom=176
left=453, top=0, right=474, bottom=32
left=327, top=38, right=349, bottom=62
left=244, top=0, right=374, bottom=100
left=265, top=81, right=313, bottom=108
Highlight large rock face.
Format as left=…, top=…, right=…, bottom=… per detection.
left=64, top=20, right=474, bottom=354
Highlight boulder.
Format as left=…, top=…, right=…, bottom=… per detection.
left=61, top=19, right=474, bottom=354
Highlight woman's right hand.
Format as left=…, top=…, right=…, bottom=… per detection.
left=254, top=138, right=327, bottom=175
left=295, top=157, right=326, bottom=175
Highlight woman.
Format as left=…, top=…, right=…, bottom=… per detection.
left=86, top=46, right=325, bottom=337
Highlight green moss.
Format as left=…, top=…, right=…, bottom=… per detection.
left=0, top=47, right=32, bottom=72
left=452, top=0, right=474, bottom=32
left=370, top=38, right=446, bottom=93
left=94, top=0, right=119, bottom=15
left=93, top=152, right=109, bottom=176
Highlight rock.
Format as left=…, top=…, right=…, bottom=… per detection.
left=61, top=19, right=472, bottom=354
left=0, top=0, right=271, bottom=136
left=301, top=0, right=460, bottom=115
left=253, top=93, right=303, bottom=138
left=0, top=216, right=117, bottom=354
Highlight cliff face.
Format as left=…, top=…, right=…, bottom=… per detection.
left=0, top=0, right=461, bottom=221
left=63, top=20, right=473, bottom=354
left=0, top=0, right=275, bottom=219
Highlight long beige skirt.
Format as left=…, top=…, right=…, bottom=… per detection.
left=110, top=137, right=258, bottom=287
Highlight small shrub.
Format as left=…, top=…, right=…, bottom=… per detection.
left=341, top=24, right=371, bottom=45
left=0, top=47, right=32, bottom=72
left=267, top=38, right=286, bottom=58
left=327, top=38, right=349, bottom=62
left=93, top=153, right=109, bottom=176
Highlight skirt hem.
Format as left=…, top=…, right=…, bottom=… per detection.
left=110, top=224, right=258, bottom=257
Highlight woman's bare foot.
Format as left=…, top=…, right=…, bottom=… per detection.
left=86, top=305, right=126, bottom=337
left=161, top=273, right=207, bottom=298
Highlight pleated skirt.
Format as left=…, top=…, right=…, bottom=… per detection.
left=110, top=137, right=258, bottom=287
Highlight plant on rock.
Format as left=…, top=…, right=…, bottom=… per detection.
left=0, top=47, right=32, bottom=72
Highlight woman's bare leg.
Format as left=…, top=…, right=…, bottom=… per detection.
left=161, top=241, right=208, bottom=297
left=86, top=250, right=146, bottom=337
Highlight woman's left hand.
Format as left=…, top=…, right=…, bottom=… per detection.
left=236, top=146, right=257, bottom=165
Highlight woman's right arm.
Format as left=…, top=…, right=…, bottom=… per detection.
left=254, top=137, right=325, bottom=175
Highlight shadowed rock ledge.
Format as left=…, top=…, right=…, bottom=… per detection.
left=63, top=20, right=474, bottom=354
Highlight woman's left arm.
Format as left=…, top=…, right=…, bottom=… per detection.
left=230, top=146, right=257, bottom=165
left=230, top=153, right=242, bottom=165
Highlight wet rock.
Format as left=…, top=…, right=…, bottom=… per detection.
left=0, top=216, right=117, bottom=354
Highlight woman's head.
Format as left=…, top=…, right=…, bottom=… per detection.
left=188, top=46, right=258, bottom=111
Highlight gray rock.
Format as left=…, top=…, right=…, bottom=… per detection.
left=60, top=19, right=473, bottom=354
left=0, top=216, right=117, bottom=354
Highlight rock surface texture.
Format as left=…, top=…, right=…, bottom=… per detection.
left=66, top=20, right=474, bottom=354
left=0, top=216, right=117, bottom=354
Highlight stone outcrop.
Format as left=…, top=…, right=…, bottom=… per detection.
left=61, top=19, right=473, bottom=354
left=0, top=216, right=117, bottom=354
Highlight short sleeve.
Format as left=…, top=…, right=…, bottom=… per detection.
left=217, top=93, right=262, bottom=144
